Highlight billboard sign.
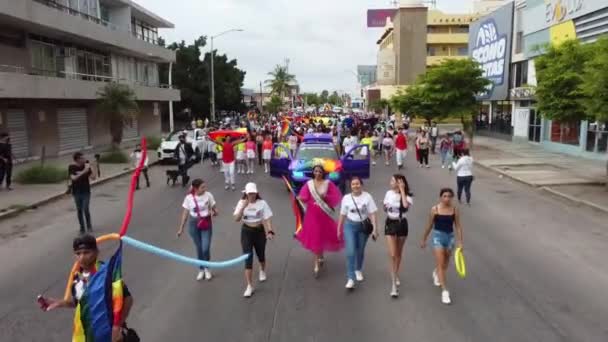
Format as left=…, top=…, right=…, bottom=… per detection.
left=367, top=9, right=397, bottom=28
left=469, top=2, right=514, bottom=101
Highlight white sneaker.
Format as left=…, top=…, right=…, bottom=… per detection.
left=231, top=185, right=236, bottom=191
left=196, top=271, right=204, bottom=281
left=345, top=279, right=355, bottom=289
left=432, top=270, right=440, bottom=287
left=204, top=268, right=212, bottom=280
left=395, top=278, right=401, bottom=287
left=442, top=165, right=445, bottom=169
left=441, top=290, right=451, bottom=304
left=372, top=161, right=377, bottom=166
left=426, top=165, right=430, bottom=168
left=224, top=184, right=229, bottom=190
left=259, top=270, right=267, bottom=282
left=355, top=271, right=364, bottom=282
left=243, top=285, right=254, bottom=298
left=390, top=284, right=399, bottom=298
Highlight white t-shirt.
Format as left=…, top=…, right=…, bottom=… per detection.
left=182, top=192, right=216, bottom=218
left=382, top=137, right=394, bottom=148
left=340, top=192, right=378, bottom=222
left=343, top=136, right=357, bottom=153
left=289, top=135, right=298, bottom=150
left=234, top=199, right=273, bottom=224
left=383, top=191, right=413, bottom=220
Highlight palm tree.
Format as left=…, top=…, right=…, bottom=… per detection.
left=97, top=82, right=139, bottom=148
left=266, top=65, right=296, bottom=99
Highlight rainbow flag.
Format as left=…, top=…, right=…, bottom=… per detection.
left=282, top=176, right=305, bottom=236
left=280, top=120, right=292, bottom=138
left=72, top=245, right=124, bottom=342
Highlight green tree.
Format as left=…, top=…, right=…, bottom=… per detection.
left=266, top=65, right=295, bottom=99
left=369, top=99, right=390, bottom=114
left=319, top=90, right=329, bottom=104
left=265, top=95, right=284, bottom=113
left=159, top=36, right=246, bottom=120
left=328, top=91, right=343, bottom=106
left=535, top=39, right=592, bottom=124
left=302, top=93, right=320, bottom=106
left=96, top=82, right=139, bottom=147
left=391, top=85, right=443, bottom=125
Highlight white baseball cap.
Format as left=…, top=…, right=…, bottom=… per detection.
left=243, top=182, right=258, bottom=194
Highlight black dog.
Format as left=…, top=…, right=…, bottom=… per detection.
left=166, top=170, right=180, bottom=186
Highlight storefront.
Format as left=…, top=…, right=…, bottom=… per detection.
left=469, top=2, right=514, bottom=140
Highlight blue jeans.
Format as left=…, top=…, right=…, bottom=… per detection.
left=343, top=220, right=370, bottom=281
left=73, top=192, right=91, bottom=231
left=188, top=216, right=213, bottom=270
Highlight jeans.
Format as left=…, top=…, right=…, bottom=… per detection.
left=0, top=161, right=12, bottom=188
left=188, top=216, right=213, bottom=270
left=343, top=220, right=370, bottom=281
left=419, top=149, right=429, bottom=166
left=457, top=175, right=474, bottom=203
left=73, top=192, right=92, bottom=231
left=430, top=136, right=438, bottom=154
left=223, top=161, right=235, bottom=185
left=440, top=150, right=450, bottom=166
left=136, top=167, right=150, bottom=188
left=178, top=163, right=189, bottom=187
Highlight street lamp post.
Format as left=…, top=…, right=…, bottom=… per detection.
left=209, top=28, right=243, bottom=122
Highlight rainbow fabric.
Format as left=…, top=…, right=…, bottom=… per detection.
left=72, top=245, right=124, bottom=342
left=293, top=158, right=342, bottom=173
left=280, top=120, right=292, bottom=138
left=283, top=176, right=305, bottom=235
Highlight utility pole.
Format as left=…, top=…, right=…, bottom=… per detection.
left=210, top=36, right=215, bottom=122
left=259, top=81, right=263, bottom=112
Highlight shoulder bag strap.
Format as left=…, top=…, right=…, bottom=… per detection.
left=351, top=194, right=364, bottom=221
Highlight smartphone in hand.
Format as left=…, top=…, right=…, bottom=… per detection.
left=37, top=295, right=49, bottom=311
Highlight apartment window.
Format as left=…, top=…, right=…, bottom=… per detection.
left=131, top=18, right=159, bottom=44
left=100, top=5, right=110, bottom=22
left=452, top=25, right=469, bottom=33
left=457, top=46, right=468, bottom=55
left=550, top=120, right=580, bottom=145
left=586, top=121, right=608, bottom=153
left=427, top=46, right=437, bottom=56
left=515, top=31, right=524, bottom=54
left=513, top=61, right=529, bottom=87
left=30, top=41, right=57, bottom=76
left=427, top=26, right=449, bottom=33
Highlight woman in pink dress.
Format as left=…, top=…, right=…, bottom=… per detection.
left=296, top=164, right=344, bottom=277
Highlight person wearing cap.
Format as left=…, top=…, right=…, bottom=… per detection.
left=42, top=234, right=134, bottom=342
left=233, top=182, right=275, bottom=297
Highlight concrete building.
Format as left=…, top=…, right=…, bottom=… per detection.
left=366, top=0, right=501, bottom=101
left=0, top=0, right=179, bottom=159
left=507, top=0, right=608, bottom=160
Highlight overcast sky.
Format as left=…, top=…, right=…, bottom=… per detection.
left=143, top=0, right=475, bottom=94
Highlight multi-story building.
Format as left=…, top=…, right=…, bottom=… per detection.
left=366, top=0, right=502, bottom=101
left=0, top=0, right=180, bottom=159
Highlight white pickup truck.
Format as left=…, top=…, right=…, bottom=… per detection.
left=157, top=129, right=207, bottom=163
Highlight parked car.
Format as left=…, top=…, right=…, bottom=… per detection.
left=269, top=133, right=370, bottom=193
left=157, top=129, right=206, bottom=163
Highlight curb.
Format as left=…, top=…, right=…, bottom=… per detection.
left=0, top=161, right=158, bottom=222
left=540, top=187, right=608, bottom=215
left=474, top=160, right=608, bottom=215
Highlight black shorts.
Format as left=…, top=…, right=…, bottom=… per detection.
left=385, top=218, right=408, bottom=237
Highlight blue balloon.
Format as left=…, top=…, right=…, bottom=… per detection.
left=121, top=236, right=249, bottom=269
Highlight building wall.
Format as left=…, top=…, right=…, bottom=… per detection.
left=393, top=7, right=428, bottom=85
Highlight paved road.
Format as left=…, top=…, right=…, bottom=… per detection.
left=1, top=152, right=607, bottom=342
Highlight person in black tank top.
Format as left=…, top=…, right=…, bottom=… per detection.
left=420, top=188, right=464, bottom=305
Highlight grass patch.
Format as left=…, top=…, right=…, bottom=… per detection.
left=145, top=136, right=162, bottom=150
left=16, top=165, right=67, bottom=184
left=99, top=148, right=129, bottom=164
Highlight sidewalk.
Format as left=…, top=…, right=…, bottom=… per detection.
left=472, top=136, right=608, bottom=213
left=0, top=147, right=158, bottom=220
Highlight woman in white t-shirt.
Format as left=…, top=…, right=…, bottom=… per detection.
left=177, top=179, right=218, bottom=282
left=233, top=182, right=275, bottom=298
left=382, top=133, right=394, bottom=166
left=337, top=177, right=379, bottom=290
left=383, top=174, right=413, bottom=298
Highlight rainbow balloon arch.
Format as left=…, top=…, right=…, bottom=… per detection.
left=63, top=137, right=249, bottom=301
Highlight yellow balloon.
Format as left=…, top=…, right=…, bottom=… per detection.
left=454, top=247, right=467, bottom=279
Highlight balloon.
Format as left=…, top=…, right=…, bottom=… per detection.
left=455, top=247, right=467, bottom=279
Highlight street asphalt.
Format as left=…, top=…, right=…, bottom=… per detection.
left=1, top=151, right=607, bottom=342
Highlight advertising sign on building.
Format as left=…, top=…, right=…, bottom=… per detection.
left=523, top=0, right=605, bottom=35
left=367, top=9, right=397, bottom=28
left=469, top=2, right=514, bottom=101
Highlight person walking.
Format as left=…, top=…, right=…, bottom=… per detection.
left=236, top=139, right=246, bottom=174
left=177, top=179, right=218, bottom=281
left=245, top=136, right=257, bottom=174
left=222, top=136, right=245, bottom=191
left=420, top=188, right=464, bottom=304
left=382, top=133, right=394, bottom=166
left=383, top=174, right=413, bottom=297
left=430, top=122, right=439, bottom=154
left=416, top=130, right=430, bottom=168
left=296, top=164, right=343, bottom=277
left=174, top=133, right=194, bottom=187
left=395, top=129, right=408, bottom=170
left=337, top=176, right=378, bottom=290
left=439, top=135, right=453, bottom=169
left=256, top=132, right=264, bottom=166
left=233, top=182, right=275, bottom=297
left=0, top=132, right=14, bottom=190
left=453, top=149, right=474, bottom=205
left=130, top=144, right=150, bottom=190
left=371, top=131, right=380, bottom=166
left=262, top=135, right=273, bottom=173
left=68, top=152, right=97, bottom=233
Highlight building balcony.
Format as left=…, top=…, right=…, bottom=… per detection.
left=426, top=55, right=468, bottom=66
left=426, top=33, right=469, bottom=44
left=0, top=68, right=180, bottom=102
left=0, top=0, right=175, bottom=62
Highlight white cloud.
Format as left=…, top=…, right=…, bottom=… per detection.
left=141, top=0, right=474, bottom=94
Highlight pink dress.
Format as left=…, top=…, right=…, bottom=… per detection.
left=296, top=180, right=344, bottom=254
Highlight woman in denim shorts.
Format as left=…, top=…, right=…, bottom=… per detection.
left=420, top=188, right=463, bottom=305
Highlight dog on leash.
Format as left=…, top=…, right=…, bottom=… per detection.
left=166, top=170, right=180, bottom=186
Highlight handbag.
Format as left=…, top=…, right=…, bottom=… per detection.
left=122, top=325, right=140, bottom=342
left=351, top=195, right=374, bottom=235
left=192, top=194, right=211, bottom=230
